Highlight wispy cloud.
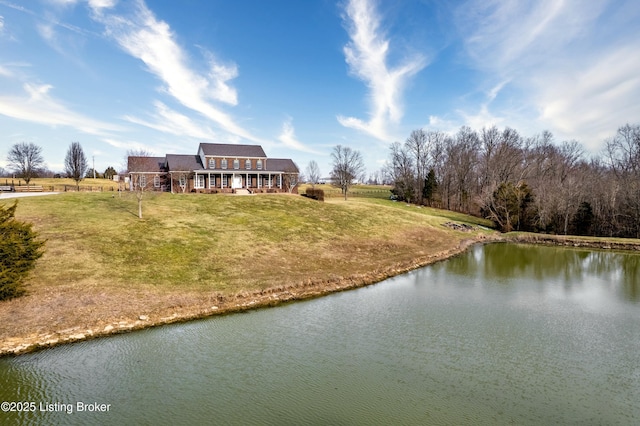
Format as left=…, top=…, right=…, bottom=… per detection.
left=89, top=0, right=262, bottom=143
left=123, top=100, right=218, bottom=141
left=277, top=117, right=321, bottom=154
left=337, top=0, right=426, bottom=141
left=454, top=0, right=640, bottom=150
left=0, top=82, right=124, bottom=135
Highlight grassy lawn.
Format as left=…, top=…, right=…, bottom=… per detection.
left=0, top=191, right=496, bottom=349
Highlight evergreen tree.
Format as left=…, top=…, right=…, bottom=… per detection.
left=0, top=202, right=45, bottom=300
left=571, top=201, right=594, bottom=236
left=423, top=168, right=438, bottom=206
left=104, top=166, right=117, bottom=180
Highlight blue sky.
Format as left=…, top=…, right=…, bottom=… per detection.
left=1, top=0, right=639, bottom=177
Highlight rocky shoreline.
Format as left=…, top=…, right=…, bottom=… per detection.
left=4, top=231, right=639, bottom=357
left=508, top=233, right=640, bottom=251
left=0, top=234, right=499, bottom=357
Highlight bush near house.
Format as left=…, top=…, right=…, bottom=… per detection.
left=304, top=188, right=325, bottom=201
left=0, top=202, right=45, bottom=301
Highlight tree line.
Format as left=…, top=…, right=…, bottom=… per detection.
left=3, top=142, right=118, bottom=184
left=387, top=124, right=640, bottom=238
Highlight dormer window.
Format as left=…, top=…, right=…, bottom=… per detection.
left=221, top=159, right=228, bottom=169
left=209, top=158, right=215, bottom=169
left=245, top=159, right=251, bottom=170
left=233, top=159, right=240, bottom=169
left=257, top=159, right=263, bottom=170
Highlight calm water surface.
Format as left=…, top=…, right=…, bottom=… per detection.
left=1, top=243, right=639, bottom=425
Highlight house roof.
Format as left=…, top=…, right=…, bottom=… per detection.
left=199, top=143, right=267, bottom=158
left=127, top=156, right=166, bottom=173
left=166, top=154, right=203, bottom=172
left=266, top=158, right=299, bottom=173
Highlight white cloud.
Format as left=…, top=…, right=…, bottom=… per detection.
left=103, top=137, right=156, bottom=152
left=87, top=0, right=116, bottom=10
left=123, top=100, right=218, bottom=141
left=0, top=82, right=124, bottom=135
left=455, top=0, right=640, bottom=150
left=0, top=65, right=11, bottom=77
left=90, top=0, right=263, bottom=143
left=37, top=22, right=56, bottom=43
left=277, top=117, right=321, bottom=154
left=338, top=0, right=426, bottom=141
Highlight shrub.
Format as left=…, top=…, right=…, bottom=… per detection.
left=0, top=201, right=45, bottom=301
left=304, top=188, right=325, bottom=201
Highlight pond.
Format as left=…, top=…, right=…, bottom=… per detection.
left=1, top=243, right=639, bottom=425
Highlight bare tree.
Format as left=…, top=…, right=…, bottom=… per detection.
left=64, top=142, right=88, bottom=190
left=388, top=141, right=415, bottom=202
left=282, top=166, right=300, bottom=194
left=330, top=145, right=365, bottom=201
left=126, top=149, right=157, bottom=219
left=405, top=129, right=431, bottom=204
left=305, top=160, right=321, bottom=188
left=7, top=142, right=45, bottom=185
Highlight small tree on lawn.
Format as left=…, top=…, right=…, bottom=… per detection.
left=126, top=149, right=154, bottom=219
left=330, top=145, right=364, bottom=200
left=64, top=141, right=88, bottom=190
left=7, top=142, right=45, bottom=185
left=0, top=201, right=45, bottom=301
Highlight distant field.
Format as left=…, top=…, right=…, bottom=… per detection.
left=0, top=177, right=120, bottom=191
left=299, top=183, right=392, bottom=199
left=0, top=191, right=494, bottom=344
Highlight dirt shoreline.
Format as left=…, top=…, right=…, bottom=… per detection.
left=0, top=234, right=500, bottom=357
left=3, top=232, right=639, bottom=358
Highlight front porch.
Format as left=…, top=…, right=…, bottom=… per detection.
left=192, top=172, right=291, bottom=193
left=165, top=171, right=295, bottom=193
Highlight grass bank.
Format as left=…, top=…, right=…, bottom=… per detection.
left=1, top=192, right=496, bottom=355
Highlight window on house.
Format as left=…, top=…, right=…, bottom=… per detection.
left=222, top=175, right=228, bottom=187
left=221, top=159, right=228, bottom=169
left=209, top=158, right=216, bottom=169
left=153, top=175, right=160, bottom=187
left=257, top=159, right=263, bottom=170
left=245, top=159, right=251, bottom=170
left=195, top=175, right=204, bottom=188
left=139, top=175, right=147, bottom=188
left=233, top=159, right=240, bottom=169
left=179, top=175, right=187, bottom=188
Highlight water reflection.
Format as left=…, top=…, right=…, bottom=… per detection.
left=444, top=243, right=640, bottom=303
left=1, top=243, right=639, bottom=425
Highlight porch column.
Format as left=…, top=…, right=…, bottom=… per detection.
left=221, top=173, right=224, bottom=189
left=278, top=173, right=282, bottom=189
left=268, top=173, right=272, bottom=189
